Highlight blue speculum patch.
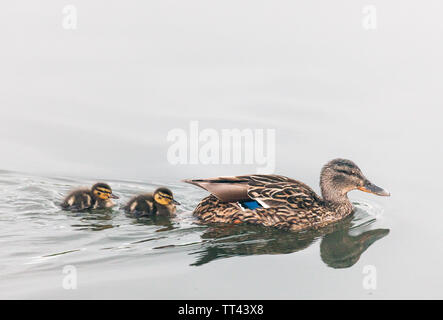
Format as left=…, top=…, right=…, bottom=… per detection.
left=239, top=200, right=262, bottom=210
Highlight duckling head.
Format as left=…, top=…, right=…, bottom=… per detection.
left=153, top=187, right=181, bottom=207
left=320, top=159, right=390, bottom=204
left=91, top=183, right=119, bottom=201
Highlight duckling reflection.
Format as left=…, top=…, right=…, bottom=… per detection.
left=127, top=213, right=176, bottom=232
left=70, top=209, right=116, bottom=231
left=190, top=213, right=389, bottom=268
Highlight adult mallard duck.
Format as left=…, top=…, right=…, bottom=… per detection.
left=124, top=187, right=180, bottom=217
left=184, top=159, right=390, bottom=232
left=61, top=182, right=119, bottom=211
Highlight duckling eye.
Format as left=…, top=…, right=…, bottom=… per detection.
left=155, top=193, right=173, bottom=204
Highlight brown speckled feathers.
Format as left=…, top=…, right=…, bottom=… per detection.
left=187, top=174, right=348, bottom=232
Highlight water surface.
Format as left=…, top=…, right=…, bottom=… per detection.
left=0, top=169, right=424, bottom=299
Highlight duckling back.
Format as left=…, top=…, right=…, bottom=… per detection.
left=124, top=193, right=156, bottom=217
left=61, top=189, right=95, bottom=211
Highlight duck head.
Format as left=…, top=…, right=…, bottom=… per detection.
left=320, top=159, right=390, bottom=205
left=153, top=187, right=181, bottom=214
left=91, top=183, right=119, bottom=201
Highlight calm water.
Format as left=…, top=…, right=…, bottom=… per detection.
left=0, top=167, right=441, bottom=299
left=1, top=1, right=443, bottom=299
left=0, top=170, right=391, bottom=298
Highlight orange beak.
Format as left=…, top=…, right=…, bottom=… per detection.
left=358, top=182, right=390, bottom=196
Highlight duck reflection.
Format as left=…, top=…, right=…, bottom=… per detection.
left=320, top=227, right=389, bottom=268
left=190, top=212, right=389, bottom=268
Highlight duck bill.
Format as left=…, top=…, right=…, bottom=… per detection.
left=358, top=182, right=390, bottom=197
left=110, top=193, right=119, bottom=199
left=172, top=199, right=181, bottom=205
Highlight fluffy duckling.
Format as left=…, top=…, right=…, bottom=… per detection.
left=124, top=187, right=180, bottom=217
left=61, top=182, right=119, bottom=211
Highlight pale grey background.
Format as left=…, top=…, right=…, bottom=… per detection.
left=0, top=1, right=442, bottom=299
left=1, top=1, right=441, bottom=182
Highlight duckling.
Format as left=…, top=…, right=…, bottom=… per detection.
left=124, top=187, right=180, bottom=217
left=185, top=158, right=390, bottom=232
left=61, top=182, right=119, bottom=211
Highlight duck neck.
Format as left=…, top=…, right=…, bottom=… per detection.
left=90, top=193, right=99, bottom=204
left=320, top=179, right=353, bottom=216
left=91, top=194, right=111, bottom=207
left=153, top=203, right=168, bottom=216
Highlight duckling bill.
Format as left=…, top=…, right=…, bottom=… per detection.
left=61, top=182, right=118, bottom=211
left=185, top=158, right=390, bottom=232
left=124, top=187, right=180, bottom=217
